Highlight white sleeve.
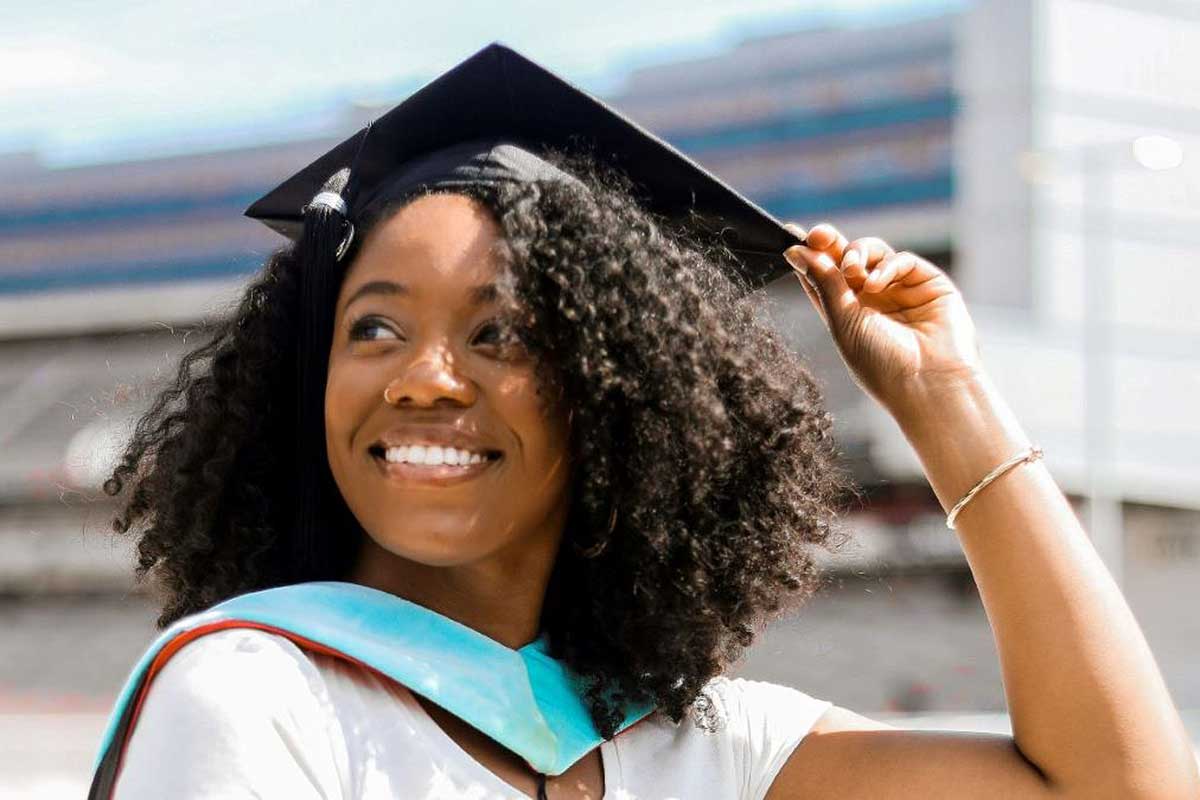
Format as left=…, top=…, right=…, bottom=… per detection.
left=725, top=677, right=833, bottom=800
left=111, top=628, right=349, bottom=800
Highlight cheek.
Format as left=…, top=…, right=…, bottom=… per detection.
left=324, top=359, right=379, bottom=458
left=495, top=372, right=571, bottom=482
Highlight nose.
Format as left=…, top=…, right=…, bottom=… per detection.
left=382, top=342, right=477, bottom=409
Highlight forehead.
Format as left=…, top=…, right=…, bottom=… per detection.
left=340, top=192, right=503, bottom=302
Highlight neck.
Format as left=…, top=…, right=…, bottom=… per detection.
left=347, top=536, right=559, bottom=650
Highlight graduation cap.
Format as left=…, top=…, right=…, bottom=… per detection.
left=244, top=41, right=805, bottom=290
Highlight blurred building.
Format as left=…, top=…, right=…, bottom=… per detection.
left=1, top=0, right=1198, bottom=594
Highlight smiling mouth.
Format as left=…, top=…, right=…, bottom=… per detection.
left=367, top=445, right=503, bottom=486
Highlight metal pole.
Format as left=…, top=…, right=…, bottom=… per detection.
left=1081, top=150, right=1124, bottom=588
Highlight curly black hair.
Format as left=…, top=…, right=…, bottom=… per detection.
left=104, top=149, right=851, bottom=738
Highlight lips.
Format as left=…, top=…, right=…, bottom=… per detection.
left=368, top=425, right=503, bottom=459
left=369, top=448, right=501, bottom=487
left=362, top=443, right=499, bottom=462
left=365, top=424, right=504, bottom=488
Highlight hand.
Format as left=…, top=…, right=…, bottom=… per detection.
left=783, top=222, right=985, bottom=415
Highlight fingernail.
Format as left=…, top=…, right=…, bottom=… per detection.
left=785, top=247, right=808, bottom=274
left=812, top=222, right=837, bottom=241
left=843, top=249, right=859, bottom=269
left=816, top=252, right=836, bottom=270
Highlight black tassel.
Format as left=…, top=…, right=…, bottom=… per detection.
left=294, top=169, right=351, bottom=579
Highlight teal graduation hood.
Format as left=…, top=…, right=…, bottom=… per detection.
left=88, top=581, right=654, bottom=798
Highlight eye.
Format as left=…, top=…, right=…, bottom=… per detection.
left=471, top=319, right=525, bottom=356
left=348, top=315, right=401, bottom=342
left=471, top=320, right=504, bottom=345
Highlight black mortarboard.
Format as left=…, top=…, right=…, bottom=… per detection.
left=244, top=41, right=804, bottom=290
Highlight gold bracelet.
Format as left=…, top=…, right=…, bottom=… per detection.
left=945, top=445, right=1044, bottom=530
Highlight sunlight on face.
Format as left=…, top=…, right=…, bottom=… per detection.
left=324, top=193, right=572, bottom=572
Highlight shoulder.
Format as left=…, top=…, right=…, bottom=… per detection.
left=714, top=675, right=834, bottom=731
left=137, top=627, right=326, bottom=717
left=113, top=628, right=348, bottom=799
left=710, top=676, right=835, bottom=797
left=807, top=701, right=898, bottom=735
left=160, top=623, right=319, bottom=671
left=759, top=702, right=896, bottom=800
left=611, top=676, right=833, bottom=800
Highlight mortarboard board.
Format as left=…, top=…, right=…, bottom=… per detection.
left=244, top=41, right=805, bottom=291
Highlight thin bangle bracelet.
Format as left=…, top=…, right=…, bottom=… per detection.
left=946, top=445, right=1045, bottom=530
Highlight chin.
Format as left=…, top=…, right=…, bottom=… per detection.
left=362, top=517, right=504, bottom=568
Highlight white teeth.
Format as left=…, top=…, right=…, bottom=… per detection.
left=382, top=444, right=490, bottom=466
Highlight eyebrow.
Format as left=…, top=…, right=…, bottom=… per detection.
left=341, top=280, right=498, bottom=313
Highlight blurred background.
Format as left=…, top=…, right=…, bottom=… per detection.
left=3, top=0, right=1198, bottom=795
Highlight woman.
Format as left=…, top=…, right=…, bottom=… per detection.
left=94, top=46, right=1196, bottom=800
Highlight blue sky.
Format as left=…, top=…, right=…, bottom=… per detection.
left=1, top=0, right=964, bottom=166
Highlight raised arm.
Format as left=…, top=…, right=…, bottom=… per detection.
left=766, top=223, right=1198, bottom=800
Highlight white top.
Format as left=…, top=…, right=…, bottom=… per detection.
left=112, top=628, right=832, bottom=800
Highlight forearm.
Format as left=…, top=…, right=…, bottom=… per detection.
left=890, top=370, right=1198, bottom=797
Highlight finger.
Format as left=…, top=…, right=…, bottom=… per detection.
left=863, top=251, right=924, bottom=293
left=785, top=245, right=856, bottom=321
left=805, top=222, right=850, bottom=264
left=842, top=236, right=896, bottom=278
left=840, top=250, right=869, bottom=290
